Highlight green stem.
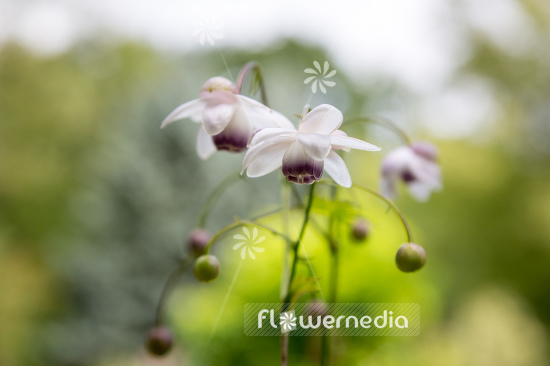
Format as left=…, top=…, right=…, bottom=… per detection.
left=343, top=116, right=412, bottom=146
left=205, top=219, right=292, bottom=254
left=320, top=181, right=414, bottom=243
left=154, top=258, right=191, bottom=326
left=236, top=61, right=269, bottom=107
left=197, top=173, right=244, bottom=229
left=283, top=183, right=316, bottom=305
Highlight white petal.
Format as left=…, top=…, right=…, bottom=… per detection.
left=201, top=102, right=237, bottom=135
left=252, top=227, right=258, bottom=239
left=238, top=95, right=295, bottom=129
left=233, top=242, right=245, bottom=249
left=242, top=130, right=296, bottom=173
left=325, top=70, right=337, bottom=78
left=233, top=234, right=247, bottom=240
left=323, top=61, right=330, bottom=74
left=248, top=128, right=297, bottom=147
left=245, top=140, right=292, bottom=177
left=161, top=99, right=204, bottom=128
left=330, top=130, right=350, bottom=151
left=252, top=246, right=265, bottom=253
left=319, top=82, right=327, bottom=94
left=253, top=236, right=265, bottom=244
left=322, top=80, right=336, bottom=87
left=242, top=227, right=250, bottom=239
left=323, top=150, right=352, bottom=188
left=407, top=182, right=432, bottom=202
left=380, top=175, right=398, bottom=199
left=329, top=135, right=381, bottom=151
left=304, top=68, right=318, bottom=74
left=248, top=248, right=256, bottom=260
left=196, top=126, right=216, bottom=160
left=311, top=80, right=317, bottom=94
left=240, top=247, right=246, bottom=259
left=298, top=104, right=343, bottom=135
left=296, top=133, right=332, bottom=160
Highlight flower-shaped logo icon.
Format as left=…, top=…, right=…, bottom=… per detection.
left=304, top=61, right=337, bottom=94
left=280, top=311, right=297, bottom=333
left=192, top=17, right=225, bottom=46
left=232, top=227, right=266, bottom=260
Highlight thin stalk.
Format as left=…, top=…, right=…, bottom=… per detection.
left=154, top=258, right=190, bottom=326
left=343, top=116, right=412, bottom=146
left=197, top=173, right=244, bottom=229
left=281, top=183, right=316, bottom=366
left=236, top=61, right=269, bottom=107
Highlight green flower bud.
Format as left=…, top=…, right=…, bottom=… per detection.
left=193, top=255, right=220, bottom=282
left=187, top=229, right=211, bottom=258
left=145, top=326, right=173, bottom=356
left=395, top=243, right=426, bottom=272
left=351, top=219, right=369, bottom=242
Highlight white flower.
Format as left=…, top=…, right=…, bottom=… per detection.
left=304, top=61, right=337, bottom=94
left=381, top=142, right=442, bottom=202
left=241, top=104, right=381, bottom=187
left=161, top=77, right=294, bottom=159
left=280, top=311, right=297, bottom=333
left=192, top=17, right=225, bottom=46
left=232, top=227, right=266, bottom=260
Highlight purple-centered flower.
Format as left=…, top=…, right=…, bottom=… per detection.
left=241, top=104, right=381, bottom=187
left=381, top=142, right=442, bottom=202
left=161, top=77, right=294, bottom=159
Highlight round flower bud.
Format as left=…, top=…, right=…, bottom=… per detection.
left=145, top=326, right=173, bottom=356
left=187, top=229, right=211, bottom=258
left=351, top=220, right=369, bottom=242
left=395, top=243, right=426, bottom=272
left=305, top=299, right=329, bottom=318
left=193, top=255, right=220, bottom=282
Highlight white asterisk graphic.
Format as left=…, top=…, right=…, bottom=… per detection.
left=192, top=17, right=225, bottom=46
left=232, top=227, right=266, bottom=260
left=304, top=61, right=337, bottom=94
left=280, top=311, right=297, bottom=333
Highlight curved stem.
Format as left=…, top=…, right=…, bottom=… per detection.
left=197, top=173, right=244, bottom=229
left=236, top=61, right=269, bottom=107
left=205, top=219, right=292, bottom=254
left=343, top=116, right=412, bottom=146
left=154, top=258, right=191, bottom=326
left=320, top=181, right=414, bottom=243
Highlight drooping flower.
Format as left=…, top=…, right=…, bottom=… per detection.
left=161, top=77, right=294, bottom=159
left=241, top=104, right=381, bottom=187
left=380, top=142, right=442, bottom=202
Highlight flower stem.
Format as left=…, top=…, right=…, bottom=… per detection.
left=343, top=115, right=412, bottom=146
left=197, top=173, right=244, bottom=229
left=281, top=183, right=316, bottom=366
left=320, top=181, right=413, bottom=243
left=236, top=61, right=269, bottom=107
left=154, top=257, right=191, bottom=327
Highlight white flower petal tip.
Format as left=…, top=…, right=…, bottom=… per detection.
left=380, top=143, right=442, bottom=202
left=160, top=99, right=204, bottom=128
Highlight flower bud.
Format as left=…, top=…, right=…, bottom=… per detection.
left=351, top=220, right=369, bottom=242
left=187, top=229, right=211, bottom=258
left=193, top=255, right=220, bottom=282
left=395, top=243, right=426, bottom=272
left=145, top=326, right=173, bottom=356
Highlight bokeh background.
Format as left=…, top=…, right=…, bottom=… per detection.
left=1, top=0, right=550, bottom=365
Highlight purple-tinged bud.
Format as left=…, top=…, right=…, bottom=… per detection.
left=193, top=255, right=220, bottom=282
left=281, top=142, right=323, bottom=185
left=187, top=229, right=211, bottom=258
left=351, top=219, right=369, bottom=242
left=411, top=142, right=438, bottom=162
left=395, top=243, right=426, bottom=272
left=145, top=327, right=173, bottom=356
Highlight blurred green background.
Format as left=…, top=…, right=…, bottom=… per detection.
left=1, top=1, right=550, bottom=365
